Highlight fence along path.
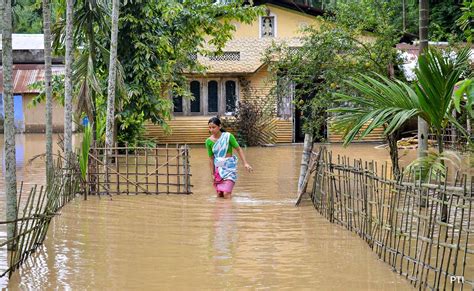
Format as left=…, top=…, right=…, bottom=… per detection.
left=304, top=147, right=473, bottom=290
left=87, top=145, right=192, bottom=195
left=0, top=159, right=80, bottom=278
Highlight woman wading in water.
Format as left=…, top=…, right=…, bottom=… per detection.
left=206, top=117, right=253, bottom=198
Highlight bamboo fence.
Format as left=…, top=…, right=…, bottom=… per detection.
left=305, top=147, right=474, bottom=290
left=87, top=144, right=192, bottom=195
left=0, top=158, right=80, bottom=278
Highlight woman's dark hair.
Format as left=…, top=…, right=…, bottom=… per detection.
left=208, top=116, right=225, bottom=132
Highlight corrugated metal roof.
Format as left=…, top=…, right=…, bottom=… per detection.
left=0, top=64, right=64, bottom=94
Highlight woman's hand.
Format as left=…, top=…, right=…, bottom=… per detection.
left=244, top=163, right=253, bottom=173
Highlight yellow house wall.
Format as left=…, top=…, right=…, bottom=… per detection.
left=23, top=93, right=64, bottom=132
left=231, top=4, right=321, bottom=39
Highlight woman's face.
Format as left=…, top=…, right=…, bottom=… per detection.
left=208, top=122, right=221, bottom=135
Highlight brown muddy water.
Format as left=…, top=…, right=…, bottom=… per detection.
left=0, top=135, right=416, bottom=290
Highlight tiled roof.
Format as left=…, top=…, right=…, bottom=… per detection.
left=0, top=64, right=64, bottom=93
left=194, top=37, right=303, bottom=74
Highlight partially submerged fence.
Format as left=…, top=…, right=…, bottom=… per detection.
left=305, top=147, right=473, bottom=290
left=87, top=145, right=192, bottom=195
left=0, top=161, right=80, bottom=278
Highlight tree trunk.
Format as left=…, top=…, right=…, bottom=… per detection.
left=64, top=0, right=74, bottom=164
left=417, top=0, right=429, bottom=158
left=87, top=16, right=98, bottom=146
left=402, top=0, right=406, bottom=31
left=43, top=0, right=53, bottom=185
left=105, top=0, right=120, bottom=152
left=298, top=133, right=313, bottom=194
left=104, top=0, right=120, bottom=192
left=2, top=0, right=18, bottom=251
left=387, top=132, right=400, bottom=180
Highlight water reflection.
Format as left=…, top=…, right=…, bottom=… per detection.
left=2, top=136, right=413, bottom=290
left=212, top=200, right=237, bottom=273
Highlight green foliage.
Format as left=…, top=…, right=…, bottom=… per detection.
left=116, top=0, right=262, bottom=143
left=27, top=75, right=65, bottom=107
left=12, top=0, right=43, bottom=33
left=454, top=78, right=474, bottom=118
left=329, top=73, right=420, bottom=144
left=330, top=46, right=472, bottom=152
left=222, top=94, right=277, bottom=146
left=456, top=0, right=474, bottom=42
left=405, top=150, right=461, bottom=182
left=265, top=2, right=400, bottom=140
left=414, top=46, right=471, bottom=137
left=79, top=124, right=92, bottom=180
left=331, top=0, right=466, bottom=42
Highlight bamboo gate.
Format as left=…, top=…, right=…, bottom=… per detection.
left=0, top=159, right=80, bottom=278
left=1, top=144, right=192, bottom=280
left=302, top=147, right=473, bottom=290
left=87, top=145, right=192, bottom=195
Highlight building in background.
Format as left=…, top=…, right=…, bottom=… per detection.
left=0, top=34, right=64, bottom=133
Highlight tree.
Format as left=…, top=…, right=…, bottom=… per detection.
left=417, top=0, right=429, bottom=159
left=2, top=0, right=18, bottom=250
left=63, top=0, right=73, bottom=162
left=52, top=0, right=115, bottom=147
left=104, top=0, right=120, bottom=178
left=330, top=47, right=471, bottom=160
left=116, top=0, right=262, bottom=146
left=43, top=0, right=53, bottom=185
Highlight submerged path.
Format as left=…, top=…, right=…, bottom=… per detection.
left=3, top=140, right=414, bottom=289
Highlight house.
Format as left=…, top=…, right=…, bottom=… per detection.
left=144, top=0, right=333, bottom=144
left=0, top=34, right=64, bottom=133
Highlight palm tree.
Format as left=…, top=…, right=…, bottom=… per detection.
left=2, top=0, right=18, bottom=250
left=330, top=46, right=471, bottom=165
left=417, top=0, right=429, bottom=158
left=64, top=0, right=74, bottom=163
left=43, top=0, right=53, bottom=184
left=104, top=0, right=120, bottom=191
left=52, top=0, right=126, bottom=147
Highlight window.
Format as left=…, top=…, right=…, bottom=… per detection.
left=208, top=81, right=218, bottom=113
left=190, top=81, right=201, bottom=112
left=173, top=95, right=183, bottom=113
left=277, top=77, right=294, bottom=119
left=225, top=80, right=236, bottom=113
left=261, top=16, right=275, bottom=38
left=172, top=79, right=238, bottom=116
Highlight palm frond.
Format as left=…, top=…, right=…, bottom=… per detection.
left=329, top=73, right=420, bottom=145
left=405, top=150, right=461, bottom=182
left=415, top=47, right=471, bottom=131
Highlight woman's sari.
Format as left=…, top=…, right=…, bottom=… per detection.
left=212, top=132, right=238, bottom=192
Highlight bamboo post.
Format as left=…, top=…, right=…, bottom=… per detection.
left=155, top=147, right=159, bottom=194
left=145, top=149, right=149, bottom=194
left=135, top=147, right=138, bottom=194
left=126, top=143, right=129, bottom=195
left=116, top=144, right=120, bottom=194
left=166, top=144, right=170, bottom=194
left=176, top=144, right=181, bottom=194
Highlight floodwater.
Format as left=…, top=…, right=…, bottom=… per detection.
left=1, top=135, right=415, bottom=290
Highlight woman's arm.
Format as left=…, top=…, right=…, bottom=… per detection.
left=235, top=147, right=253, bottom=172
left=209, top=156, right=215, bottom=179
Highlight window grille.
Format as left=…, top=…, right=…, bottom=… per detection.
left=188, top=53, right=197, bottom=61
left=261, top=16, right=275, bottom=38
left=209, top=52, right=240, bottom=61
